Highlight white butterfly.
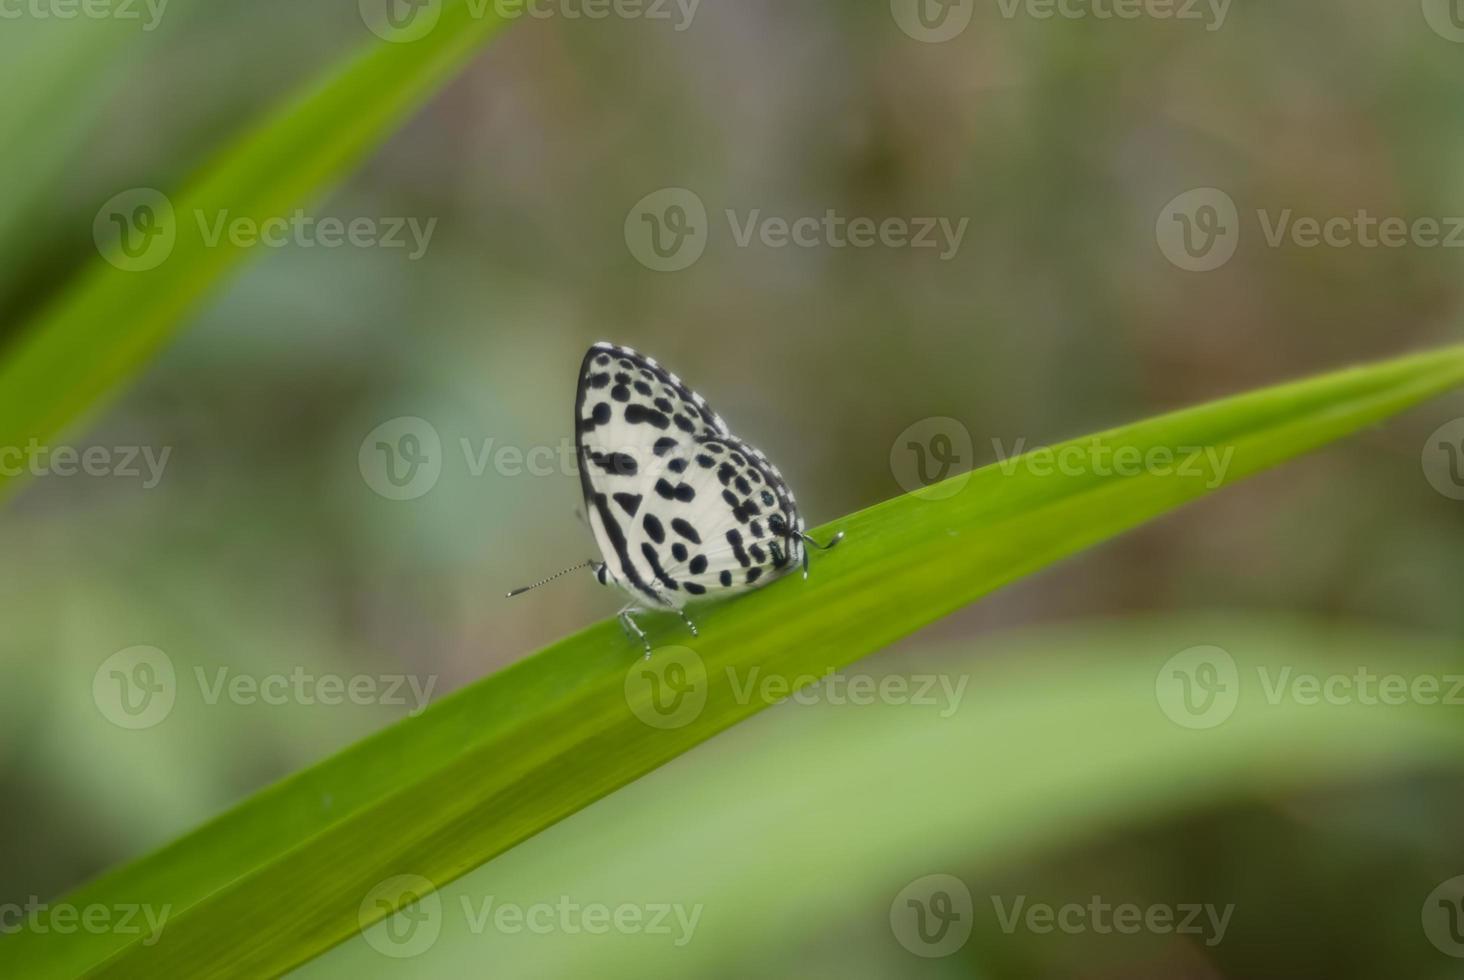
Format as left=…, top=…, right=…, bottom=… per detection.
left=509, top=342, right=843, bottom=652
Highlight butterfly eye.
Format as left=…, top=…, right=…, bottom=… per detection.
left=594, top=562, right=609, bottom=585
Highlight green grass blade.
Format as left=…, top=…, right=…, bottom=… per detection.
left=8, top=346, right=1464, bottom=977
left=297, top=615, right=1464, bottom=977
left=0, top=1, right=507, bottom=492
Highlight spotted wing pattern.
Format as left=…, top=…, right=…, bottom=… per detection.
left=575, top=341, right=805, bottom=610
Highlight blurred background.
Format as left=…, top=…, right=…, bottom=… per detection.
left=3, top=1, right=1464, bottom=977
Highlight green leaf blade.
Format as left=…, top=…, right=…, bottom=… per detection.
left=9, top=346, right=1463, bottom=976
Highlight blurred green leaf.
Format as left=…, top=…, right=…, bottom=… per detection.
left=0, top=0, right=507, bottom=495
left=6, top=345, right=1463, bottom=976
left=297, top=615, right=1464, bottom=977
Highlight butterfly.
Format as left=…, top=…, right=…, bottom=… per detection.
left=509, top=341, right=843, bottom=652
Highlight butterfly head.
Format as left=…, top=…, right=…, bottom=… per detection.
left=592, top=561, right=611, bottom=586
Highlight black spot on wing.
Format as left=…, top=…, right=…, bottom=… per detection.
left=625, top=404, right=669, bottom=429
left=726, top=528, right=750, bottom=567
left=670, top=518, right=701, bottom=544
left=640, top=542, right=678, bottom=591
left=589, top=451, right=638, bottom=476
left=643, top=513, right=665, bottom=544
left=656, top=479, right=695, bottom=503
left=613, top=492, right=642, bottom=517
left=684, top=582, right=706, bottom=595
left=689, top=555, right=708, bottom=575
left=653, top=436, right=679, bottom=457
left=719, top=570, right=733, bottom=587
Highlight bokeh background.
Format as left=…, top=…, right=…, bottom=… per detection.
left=4, top=1, right=1464, bottom=977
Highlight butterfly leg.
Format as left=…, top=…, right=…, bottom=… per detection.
left=618, top=606, right=652, bottom=657
left=799, top=530, right=845, bottom=579
left=677, top=608, right=699, bottom=639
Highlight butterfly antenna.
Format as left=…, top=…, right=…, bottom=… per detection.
left=801, top=530, right=845, bottom=551
left=506, top=560, right=593, bottom=598
left=798, top=530, right=845, bottom=579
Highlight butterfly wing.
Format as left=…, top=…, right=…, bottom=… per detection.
left=645, top=434, right=806, bottom=603
left=575, top=342, right=804, bottom=609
